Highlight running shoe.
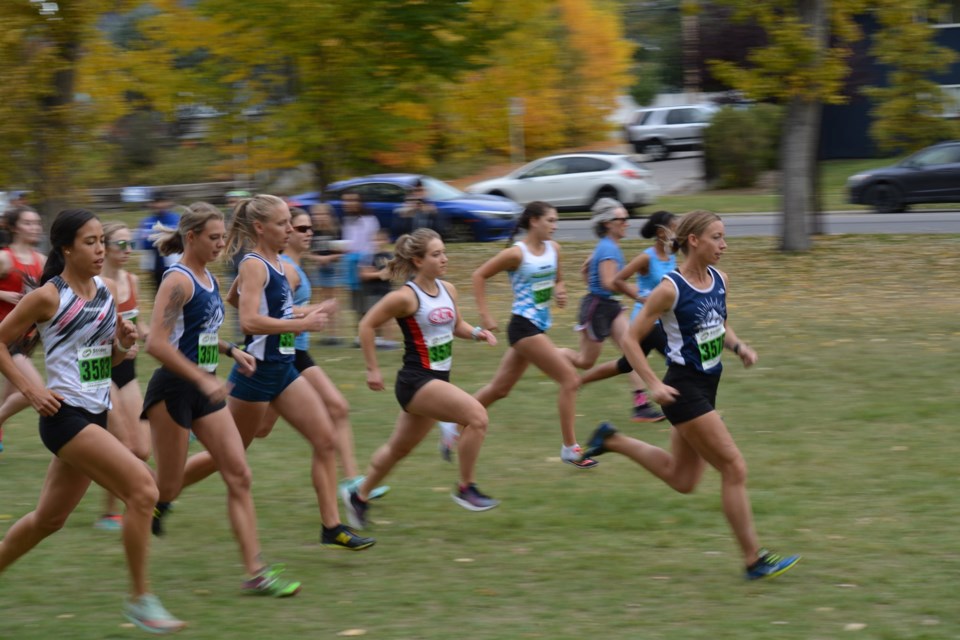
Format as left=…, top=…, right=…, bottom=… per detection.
left=242, top=564, right=302, bottom=597
left=632, top=403, right=666, bottom=423
left=451, top=483, right=500, bottom=512
left=437, top=421, right=458, bottom=462
left=123, top=593, right=187, bottom=635
left=339, top=476, right=390, bottom=501
left=94, top=514, right=123, bottom=531
left=561, top=444, right=599, bottom=469
left=340, top=486, right=369, bottom=529
left=745, top=549, right=801, bottom=580
left=582, top=422, right=618, bottom=459
left=151, top=503, right=172, bottom=537
left=320, top=524, right=376, bottom=551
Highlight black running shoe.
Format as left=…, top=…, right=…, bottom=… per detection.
left=321, top=524, right=376, bottom=551
left=583, top=422, right=618, bottom=459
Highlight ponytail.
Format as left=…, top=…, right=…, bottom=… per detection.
left=225, top=194, right=285, bottom=259
left=507, top=201, right=553, bottom=245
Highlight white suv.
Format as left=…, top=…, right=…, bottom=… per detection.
left=466, top=152, right=658, bottom=212
left=624, top=104, right=717, bottom=161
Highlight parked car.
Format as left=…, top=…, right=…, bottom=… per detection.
left=292, top=174, right=522, bottom=243
left=847, top=141, right=960, bottom=213
left=466, top=152, right=657, bottom=213
left=623, top=104, right=717, bottom=161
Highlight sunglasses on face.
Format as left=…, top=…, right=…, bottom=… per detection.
left=109, top=240, right=132, bottom=250
left=293, top=225, right=313, bottom=233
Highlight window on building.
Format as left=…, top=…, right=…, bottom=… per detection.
left=929, top=0, right=960, bottom=26
left=940, top=85, right=960, bottom=117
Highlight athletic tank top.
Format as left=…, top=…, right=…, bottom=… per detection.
left=280, top=253, right=311, bottom=352
left=509, top=240, right=557, bottom=332
left=398, top=280, right=456, bottom=372
left=241, top=252, right=295, bottom=363
left=116, top=271, right=140, bottom=324
left=586, top=237, right=624, bottom=298
left=0, top=248, right=43, bottom=321
left=661, top=266, right=727, bottom=375
left=163, top=264, right=224, bottom=372
left=632, top=246, right=676, bottom=316
left=36, top=276, right=116, bottom=413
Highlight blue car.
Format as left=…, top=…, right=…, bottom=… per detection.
left=292, top=174, right=522, bottom=242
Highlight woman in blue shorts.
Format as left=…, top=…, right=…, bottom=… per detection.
left=181, top=195, right=374, bottom=551
left=580, top=210, right=679, bottom=423
left=581, top=210, right=800, bottom=581
left=0, top=209, right=184, bottom=634
left=341, top=228, right=498, bottom=529
left=144, top=202, right=301, bottom=596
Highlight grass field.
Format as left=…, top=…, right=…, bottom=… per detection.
left=1, top=234, right=959, bottom=639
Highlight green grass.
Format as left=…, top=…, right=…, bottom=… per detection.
left=2, top=235, right=960, bottom=639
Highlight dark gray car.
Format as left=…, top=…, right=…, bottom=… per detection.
left=847, top=141, right=960, bottom=213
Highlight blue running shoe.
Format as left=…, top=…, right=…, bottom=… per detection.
left=745, top=549, right=801, bottom=580
left=582, top=422, right=618, bottom=459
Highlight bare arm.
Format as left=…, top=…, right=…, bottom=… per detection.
left=103, top=276, right=138, bottom=366
left=236, top=258, right=324, bottom=334
left=0, top=284, right=62, bottom=414
left=359, top=287, right=417, bottom=390
left=621, top=280, right=679, bottom=405
left=447, top=281, right=495, bottom=345
left=471, top=245, right=522, bottom=332
left=717, top=271, right=757, bottom=367
left=613, top=252, right=650, bottom=302
left=145, top=271, right=210, bottom=386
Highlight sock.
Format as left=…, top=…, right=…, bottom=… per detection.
left=155, top=501, right=172, bottom=516
left=634, top=389, right=649, bottom=407
left=439, top=421, right=459, bottom=439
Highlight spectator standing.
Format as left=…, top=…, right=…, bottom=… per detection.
left=304, top=203, right=345, bottom=345
left=137, top=191, right=181, bottom=290
left=340, top=191, right=380, bottom=339
left=391, top=179, right=446, bottom=239
left=358, top=229, right=397, bottom=348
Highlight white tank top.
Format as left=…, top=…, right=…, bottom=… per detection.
left=398, top=280, right=457, bottom=372
left=36, top=276, right=117, bottom=413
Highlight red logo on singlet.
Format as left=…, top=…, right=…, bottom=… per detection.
left=428, top=307, right=455, bottom=324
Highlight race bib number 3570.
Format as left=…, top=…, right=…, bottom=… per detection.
left=695, top=324, right=725, bottom=371
left=77, top=345, right=112, bottom=391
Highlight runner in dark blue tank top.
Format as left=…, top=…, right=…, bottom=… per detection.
left=181, top=194, right=374, bottom=551
left=143, top=202, right=301, bottom=596
left=580, top=210, right=800, bottom=581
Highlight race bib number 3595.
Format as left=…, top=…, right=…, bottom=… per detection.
left=77, top=345, right=112, bottom=391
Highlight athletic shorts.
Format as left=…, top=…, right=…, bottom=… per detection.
left=615, top=322, right=669, bottom=374
left=507, top=314, right=544, bottom=346
left=111, top=358, right=137, bottom=389
left=661, top=365, right=721, bottom=426
left=294, top=349, right=316, bottom=373
left=39, top=403, right=108, bottom=455
left=395, top=367, right=450, bottom=411
left=577, top=294, right=622, bottom=342
left=142, top=367, right=226, bottom=430
left=228, top=360, right=300, bottom=403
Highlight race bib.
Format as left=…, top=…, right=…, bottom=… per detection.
left=695, top=324, right=725, bottom=371
left=426, top=333, right=453, bottom=371
left=532, top=279, right=555, bottom=309
left=197, top=332, right=219, bottom=372
left=77, top=345, right=112, bottom=391
left=279, top=332, right=295, bottom=355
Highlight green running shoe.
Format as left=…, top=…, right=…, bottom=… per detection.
left=242, top=564, right=302, bottom=597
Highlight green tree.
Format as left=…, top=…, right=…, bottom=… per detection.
left=864, top=0, right=960, bottom=155
left=709, top=0, right=867, bottom=251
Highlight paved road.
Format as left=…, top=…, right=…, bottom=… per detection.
left=555, top=210, right=960, bottom=241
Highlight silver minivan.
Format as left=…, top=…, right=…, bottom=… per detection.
left=623, top=104, right=717, bottom=161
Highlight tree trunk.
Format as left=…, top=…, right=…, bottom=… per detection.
left=779, top=97, right=820, bottom=251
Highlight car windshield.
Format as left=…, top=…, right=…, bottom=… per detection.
left=421, top=176, right=464, bottom=201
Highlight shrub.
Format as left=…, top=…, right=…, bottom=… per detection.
left=704, top=104, right=782, bottom=188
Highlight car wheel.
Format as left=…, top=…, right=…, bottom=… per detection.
left=642, top=140, right=669, bottom=162
left=632, top=141, right=646, bottom=154
left=447, top=220, right=475, bottom=243
left=593, top=187, right=619, bottom=206
left=868, top=184, right=905, bottom=214
left=489, top=190, right=510, bottom=200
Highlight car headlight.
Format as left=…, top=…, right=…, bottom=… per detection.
left=847, top=173, right=870, bottom=187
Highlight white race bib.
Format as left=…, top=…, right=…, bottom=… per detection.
left=77, top=345, right=112, bottom=391
left=695, top=324, right=725, bottom=371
